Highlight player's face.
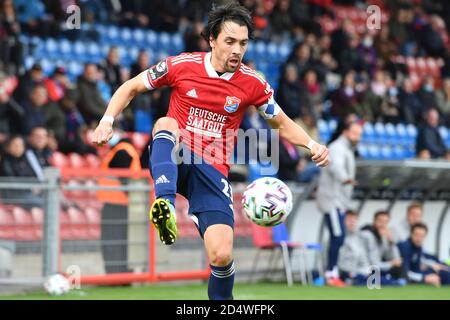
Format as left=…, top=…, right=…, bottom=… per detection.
left=210, top=21, right=249, bottom=73
left=407, top=207, right=422, bottom=226
left=411, top=228, right=427, bottom=247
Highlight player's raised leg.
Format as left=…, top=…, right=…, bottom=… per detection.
left=149, top=117, right=179, bottom=245
left=204, top=224, right=235, bottom=300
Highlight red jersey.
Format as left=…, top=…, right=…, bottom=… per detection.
left=142, top=51, right=280, bottom=176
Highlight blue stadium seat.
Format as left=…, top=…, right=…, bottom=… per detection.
left=380, top=145, right=393, bottom=160
left=395, top=123, right=408, bottom=146
left=40, top=58, right=54, bottom=75
left=278, top=43, right=290, bottom=61
left=317, top=119, right=330, bottom=142
left=171, top=33, right=184, bottom=54
left=134, top=109, right=153, bottom=133
left=59, top=39, right=72, bottom=57
left=44, top=38, right=59, bottom=58
left=392, top=145, right=406, bottom=160
left=374, top=122, right=386, bottom=143
left=73, top=41, right=88, bottom=61
left=120, top=27, right=132, bottom=45
left=145, top=30, right=158, bottom=47
left=266, top=43, right=277, bottom=62
left=87, top=42, right=102, bottom=61
left=68, top=61, right=83, bottom=77
left=367, top=144, right=381, bottom=160
left=132, top=29, right=145, bottom=45
left=245, top=43, right=255, bottom=61
left=406, top=124, right=418, bottom=145
left=158, top=32, right=171, bottom=51
left=254, top=41, right=266, bottom=60
left=357, top=144, right=369, bottom=159
left=362, top=122, right=375, bottom=144
left=384, top=122, right=397, bottom=144
left=328, top=119, right=338, bottom=133
left=106, top=25, right=120, bottom=44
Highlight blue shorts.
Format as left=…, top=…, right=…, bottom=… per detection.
left=177, top=160, right=234, bottom=237
left=149, top=147, right=234, bottom=238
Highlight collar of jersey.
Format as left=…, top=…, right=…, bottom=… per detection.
left=204, top=52, right=235, bottom=81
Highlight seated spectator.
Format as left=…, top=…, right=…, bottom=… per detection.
left=418, top=76, right=438, bottom=110
left=286, top=42, right=314, bottom=79
left=43, top=66, right=71, bottom=102
left=0, top=75, right=23, bottom=142
left=0, top=135, right=44, bottom=208
left=0, top=0, right=22, bottom=75
left=339, top=33, right=367, bottom=74
left=77, top=63, right=107, bottom=125
left=19, top=84, right=51, bottom=135
left=276, top=63, right=304, bottom=119
left=391, top=202, right=423, bottom=244
left=27, top=126, right=52, bottom=168
left=13, top=63, right=44, bottom=101
left=301, top=69, right=325, bottom=121
left=278, top=137, right=319, bottom=183
left=100, top=47, right=124, bottom=93
left=130, top=50, right=150, bottom=78
left=338, top=210, right=406, bottom=286
left=330, top=70, right=365, bottom=120
left=416, top=108, right=450, bottom=160
left=399, top=78, right=424, bottom=125
left=398, top=223, right=450, bottom=286
left=360, top=211, right=404, bottom=280
left=436, top=78, right=450, bottom=126
left=53, top=89, right=96, bottom=155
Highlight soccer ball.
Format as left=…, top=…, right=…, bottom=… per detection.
left=43, top=274, right=71, bottom=296
left=242, top=177, right=293, bottom=227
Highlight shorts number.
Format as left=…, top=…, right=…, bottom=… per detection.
left=221, top=178, right=233, bottom=202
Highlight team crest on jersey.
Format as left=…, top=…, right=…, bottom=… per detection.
left=224, top=96, right=241, bottom=113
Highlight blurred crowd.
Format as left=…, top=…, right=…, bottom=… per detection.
left=0, top=0, right=450, bottom=184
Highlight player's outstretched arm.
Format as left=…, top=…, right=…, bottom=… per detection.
left=92, top=71, right=149, bottom=146
left=267, top=109, right=329, bottom=167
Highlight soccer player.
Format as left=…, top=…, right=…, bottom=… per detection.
left=92, top=2, right=329, bottom=300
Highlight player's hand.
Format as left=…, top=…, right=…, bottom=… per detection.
left=92, top=121, right=113, bottom=146
left=390, top=258, right=402, bottom=268
left=424, top=273, right=441, bottom=287
left=310, top=142, right=329, bottom=167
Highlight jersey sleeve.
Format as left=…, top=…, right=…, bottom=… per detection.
left=141, top=57, right=176, bottom=90
left=252, top=79, right=281, bottom=120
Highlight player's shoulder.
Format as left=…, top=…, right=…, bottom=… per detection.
left=168, top=52, right=205, bottom=67
left=238, top=62, right=267, bottom=87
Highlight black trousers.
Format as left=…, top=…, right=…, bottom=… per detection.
left=101, top=203, right=130, bottom=274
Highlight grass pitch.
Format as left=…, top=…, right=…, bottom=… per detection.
left=1, top=283, right=450, bottom=300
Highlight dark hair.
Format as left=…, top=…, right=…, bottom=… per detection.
left=411, top=222, right=428, bottom=234
left=201, top=1, right=254, bottom=43
left=374, top=210, right=390, bottom=221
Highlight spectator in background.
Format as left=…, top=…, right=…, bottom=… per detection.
left=419, top=15, right=447, bottom=57
left=357, top=33, right=377, bottom=76
left=331, top=70, right=364, bottom=120
left=54, top=89, right=96, bottom=155
left=13, top=63, right=44, bottom=101
left=20, top=84, right=50, bottom=135
left=416, top=108, right=450, bottom=160
left=14, top=0, right=57, bottom=37
left=77, top=63, right=107, bottom=125
left=339, top=33, right=368, bottom=75
left=360, top=211, right=405, bottom=281
left=436, top=78, right=450, bottom=126
left=130, top=50, right=150, bottom=78
left=0, top=75, right=23, bottom=141
left=269, top=0, right=293, bottom=42
left=43, top=66, right=71, bottom=102
left=301, top=69, right=325, bottom=121
left=119, top=0, right=150, bottom=29
left=316, top=121, right=362, bottom=283
left=330, top=19, right=354, bottom=63
left=0, top=135, right=44, bottom=208
left=27, top=126, right=51, bottom=168
left=101, top=47, right=124, bottom=93
left=398, top=223, right=450, bottom=286
left=398, top=77, right=424, bottom=125
left=0, top=0, right=23, bottom=74
left=251, top=0, right=270, bottom=41
left=391, top=202, right=423, bottom=244
left=338, top=210, right=405, bottom=286
left=418, top=76, right=438, bottom=110
left=184, top=20, right=209, bottom=52
left=286, top=42, right=313, bottom=80
left=276, top=63, right=304, bottom=120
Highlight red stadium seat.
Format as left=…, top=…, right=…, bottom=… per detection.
left=31, top=207, right=44, bottom=240
left=84, top=154, right=101, bottom=168
left=49, top=152, right=68, bottom=168
left=67, top=207, right=89, bottom=240
left=68, top=153, right=87, bottom=168
left=84, top=207, right=101, bottom=240
left=59, top=211, right=72, bottom=240
left=0, top=206, right=15, bottom=240
left=12, top=206, right=37, bottom=241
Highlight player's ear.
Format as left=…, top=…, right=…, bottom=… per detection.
left=209, top=36, right=215, bottom=49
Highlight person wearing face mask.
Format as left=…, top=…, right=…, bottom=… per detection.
left=97, top=130, right=141, bottom=274
left=316, top=121, right=363, bottom=285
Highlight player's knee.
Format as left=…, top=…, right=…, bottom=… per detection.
left=152, top=117, right=178, bottom=136
left=209, top=248, right=233, bottom=267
